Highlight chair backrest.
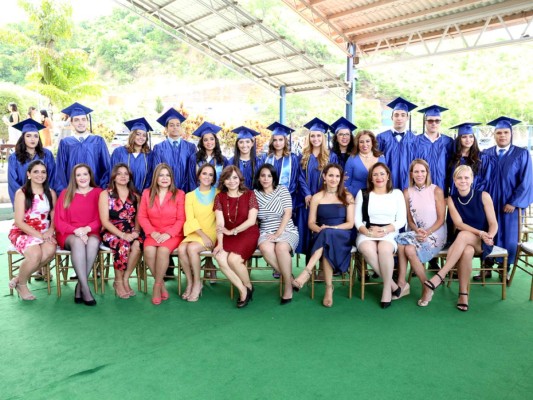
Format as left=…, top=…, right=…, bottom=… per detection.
left=518, top=205, right=533, bottom=243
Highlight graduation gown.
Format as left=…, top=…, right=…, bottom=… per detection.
left=55, top=135, right=111, bottom=193
left=483, top=145, right=533, bottom=263
left=7, top=149, right=57, bottom=206
left=262, top=153, right=300, bottom=208
left=228, top=156, right=263, bottom=190
left=151, top=139, right=197, bottom=192
left=334, top=151, right=350, bottom=172
left=448, top=152, right=497, bottom=197
left=110, top=146, right=153, bottom=194
left=377, top=130, right=416, bottom=190
left=295, top=152, right=338, bottom=255
left=412, top=133, right=454, bottom=194
left=187, top=154, right=228, bottom=190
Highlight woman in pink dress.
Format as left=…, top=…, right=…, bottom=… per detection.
left=54, top=163, right=102, bottom=306
left=8, top=160, right=57, bottom=300
left=138, top=163, right=186, bottom=305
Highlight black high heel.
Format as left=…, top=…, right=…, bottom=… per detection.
left=74, top=283, right=83, bottom=304
left=81, top=286, right=97, bottom=306
left=381, top=301, right=392, bottom=309
left=237, top=287, right=252, bottom=309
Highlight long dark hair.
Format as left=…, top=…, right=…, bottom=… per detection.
left=367, top=162, right=393, bottom=193
left=331, top=131, right=354, bottom=157
left=15, top=132, right=45, bottom=163
left=254, top=164, right=279, bottom=191
left=321, top=163, right=350, bottom=206
left=107, top=163, right=138, bottom=204
left=351, top=130, right=382, bottom=157
left=232, top=138, right=258, bottom=179
left=449, top=135, right=481, bottom=174
left=22, top=160, right=54, bottom=214
left=197, top=133, right=225, bottom=165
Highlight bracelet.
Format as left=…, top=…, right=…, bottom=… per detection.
left=233, top=229, right=238, bottom=236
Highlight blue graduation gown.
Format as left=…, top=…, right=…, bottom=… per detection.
left=228, top=156, right=263, bottom=190
left=483, top=145, right=533, bottom=263
left=187, top=154, right=229, bottom=190
left=151, top=139, right=197, bottom=192
left=7, top=149, right=57, bottom=206
left=110, top=146, right=153, bottom=194
left=377, top=130, right=416, bottom=190
left=449, top=152, right=497, bottom=197
left=55, top=135, right=111, bottom=193
left=295, top=152, right=338, bottom=255
left=334, top=151, right=350, bottom=172
left=412, top=133, right=454, bottom=194
left=345, top=154, right=386, bottom=197
left=262, top=153, right=300, bottom=208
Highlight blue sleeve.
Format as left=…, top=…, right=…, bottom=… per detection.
left=298, top=155, right=311, bottom=198
left=188, top=153, right=199, bottom=191
left=7, top=154, right=23, bottom=207
left=55, top=140, right=69, bottom=193
left=344, top=156, right=357, bottom=196
left=508, top=150, right=533, bottom=208
left=97, top=138, right=111, bottom=189
left=43, top=150, right=58, bottom=195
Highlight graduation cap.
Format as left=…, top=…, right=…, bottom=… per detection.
left=449, top=122, right=481, bottom=136
left=124, top=117, right=153, bottom=133
left=487, top=116, right=521, bottom=131
left=13, top=118, right=45, bottom=133
left=330, top=117, right=357, bottom=133
left=267, top=122, right=295, bottom=150
left=303, top=117, right=330, bottom=133
left=387, top=97, right=417, bottom=113
left=156, top=108, right=186, bottom=127
left=418, top=104, right=448, bottom=117
left=193, top=121, right=222, bottom=138
left=61, top=102, right=94, bottom=132
left=232, top=126, right=260, bottom=140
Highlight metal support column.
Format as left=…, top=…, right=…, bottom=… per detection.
left=345, top=43, right=356, bottom=122
left=279, top=86, right=286, bottom=124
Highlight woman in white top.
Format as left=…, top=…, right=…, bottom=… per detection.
left=355, top=162, right=407, bottom=308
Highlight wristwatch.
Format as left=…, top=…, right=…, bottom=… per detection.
left=233, top=229, right=237, bottom=236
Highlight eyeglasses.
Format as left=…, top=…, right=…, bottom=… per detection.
left=337, top=133, right=351, bottom=137
left=426, top=119, right=441, bottom=124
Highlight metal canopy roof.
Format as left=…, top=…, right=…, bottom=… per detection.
left=114, top=0, right=349, bottom=100
left=282, top=0, right=533, bottom=66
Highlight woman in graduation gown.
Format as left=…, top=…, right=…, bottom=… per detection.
left=228, top=126, right=263, bottom=190
left=110, top=117, right=153, bottom=194
left=8, top=119, right=57, bottom=206
left=188, top=121, right=228, bottom=190
left=330, top=117, right=356, bottom=172
left=295, top=117, right=338, bottom=256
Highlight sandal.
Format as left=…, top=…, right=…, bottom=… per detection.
left=292, top=269, right=312, bottom=292
left=424, top=273, right=444, bottom=291
left=152, top=283, right=163, bottom=305
left=8, top=277, right=19, bottom=289
left=113, top=281, right=130, bottom=299
left=417, top=288, right=434, bottom=307
left=456, top=292, right=469, bottom=312
left=15, top=284, right=36, bottom=301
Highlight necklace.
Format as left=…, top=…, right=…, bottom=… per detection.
left=326, top=189, right=337, bottom=194
left=360, top=153, right=371, bottom=159
left=457, top=190, right=474, bottom=205
left=226, top=192, right=241, bottom=223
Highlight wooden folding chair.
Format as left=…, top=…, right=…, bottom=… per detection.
left=509, top=206, right=533, bottom=300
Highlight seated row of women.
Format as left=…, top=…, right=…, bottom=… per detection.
left=8, top=159, right=497, bottom=312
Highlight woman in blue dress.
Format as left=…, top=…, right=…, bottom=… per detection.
left=292, top=163, right=355, bottom=307
left=110, top=117, right=153, bottom=194
left=188, top=121, right=228, bottom=190
left=8, top=119, right=57, bottom=206
left=345, top=130, right=385, bottom=197
left=228, top=126, right=263, bottom=189
left=295, top=118, right=338, bottom=256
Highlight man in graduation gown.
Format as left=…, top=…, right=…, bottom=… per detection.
left=55, top=102, right=111, bottom=193
left=377, top=97, right=417, bottom=190
left=152, top=108, right=197, bottom=192
left=480, top=117, right=533, bottom=280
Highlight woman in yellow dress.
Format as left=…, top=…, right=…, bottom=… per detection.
left=177, top=164, right=218, bottom=302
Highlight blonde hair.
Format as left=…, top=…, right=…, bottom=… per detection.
left=408, top=158, right=432, bottom=187
left=453, top=165, right=474, bottom=181
left=300, top=130, right=330, bottom=171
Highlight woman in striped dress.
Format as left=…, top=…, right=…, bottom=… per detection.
left=254, top=164, right=299, bottom=304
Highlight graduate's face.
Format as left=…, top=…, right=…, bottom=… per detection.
left=27, top=164, right=47, bottom=184
left=114, top=167, right=130, bottom=186
left=237, top=138, right=253, bottom=156
left=157, top=168, right=172, bottom=188
left=202, top=133, right=216, bottom=151
left=272, top=135, right=286, bottom=152
left=392, top=111, right=408, bottom=131
left=411, top=163, right=427, bottom=187
left=460, top=134, right=474, bottom=150
left=323, top=167, right=341, bottom=190
left=425, top=117, right=441, bottom=135
left=371, top=166, right=388, bottom=188
left=224, top=171, right=241, bottom=191
left=133, top=130, right=147, bottom=147
left=198, top=166, right=215, bottom=187
left=309, top=131, right=323, bottom=148
left=358, top=134, right=372, bottom=154
left=23, top=131, right=40, bottom=150
left=494, top=128, right=512, bottom=147
left=336, top=129, right=352, bottom=148
left=71, top=115, right=88, bottom=134
left=259, top=168, right=273, bottom=190
left=75, top=167, right=91, bottom=189
left=166, top=119, right=183, bottom=139
left=454, top=170, right=473, bottom=191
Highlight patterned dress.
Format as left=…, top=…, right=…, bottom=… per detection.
left=9, top=194, right=51, bottom=254
left=102, top=190, right=144, bottom=271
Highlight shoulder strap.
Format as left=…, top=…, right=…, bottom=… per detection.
left=362, top=190, right=370, bottom=228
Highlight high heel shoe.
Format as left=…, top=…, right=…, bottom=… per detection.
left=187, top=285, right=203, bottom=302
left=456, top=292, right=469, bottom=312
left=181, top=286, right=192, bottom=300
left=113, top=281, right=130, bottom=299
left=392, top=283, right=410, bottom=300
left=152, top=283, right=162, bottom=305
left=424, top=273, right=444, bottom=291
left=160, top=283, right=169, bottom=301
left=8, top=277, right=18, bottom=289
left=381, top=301, right=392, bottom=309
left=15, top=284, right=36, bottom=301
left=124, top=279, right=136, bottom=297
left=292, top=269, right=312, bottom=292
left=74, top=282, right=83, bottom=304
left=237, top=287, right=252, bottom=309
left=80, top=286, right=97, bottom=306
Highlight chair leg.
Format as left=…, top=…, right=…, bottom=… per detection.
left=502, top=256, right=507, bottom=300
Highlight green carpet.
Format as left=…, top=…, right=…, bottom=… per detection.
left=1, top=236, right=532, bottom=400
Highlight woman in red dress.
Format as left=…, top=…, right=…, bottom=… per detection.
left=212, top=166, right=260, bottom=308
left=138, top=163, right=185, bottom=305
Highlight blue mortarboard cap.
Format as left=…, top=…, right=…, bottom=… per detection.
left=330, top=117, right=357, bottom=133
left=156, top=108, right=186, bottom=127
left=124, top=117, right=153, bottom=132
left=232, top=126, right=260, bottom=140
left=487, top=116, right=521, bottom=131
left=193, top=121, right=222, bottom=138
left=266, top=122, right=294, bottom=137
left=303, top=117, right=331, bottom=133
left=418, top=105, right=448, bottom=117
left=387, top=97, right=417, bottom=113
left=13, top=118, right=46, bottom=133
left=450, top=122, right=481, bottom=136
left=61, top=102, right=93, bottom=118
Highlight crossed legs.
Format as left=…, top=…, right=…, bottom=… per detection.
left=65, top=235, right=100, bottom=302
